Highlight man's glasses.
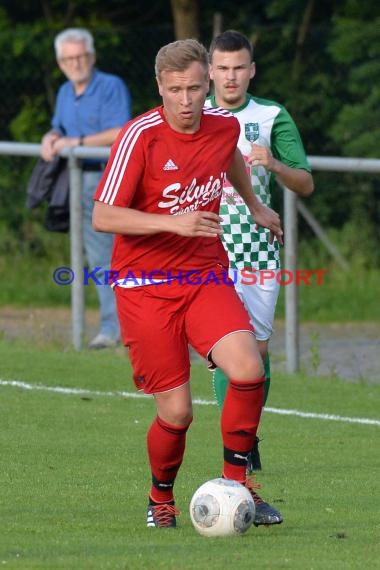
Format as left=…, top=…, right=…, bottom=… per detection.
left=59, top=53, right=91, bottom=65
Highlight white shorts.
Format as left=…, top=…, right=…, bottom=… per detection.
left=230, top=267, right=281, bottom=341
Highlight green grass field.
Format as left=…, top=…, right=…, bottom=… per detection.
left=0, top=340, right=379, bottom=569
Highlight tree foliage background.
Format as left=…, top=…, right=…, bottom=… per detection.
left=0, top=0, right=379, bottom=266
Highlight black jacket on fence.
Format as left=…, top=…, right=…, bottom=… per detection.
left=26, top=156, right=70, bottom=232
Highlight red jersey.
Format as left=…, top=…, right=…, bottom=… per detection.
left=94, top=105, right=240, bottom=279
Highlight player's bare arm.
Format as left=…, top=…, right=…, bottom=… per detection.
left=227, top=148, right=284, bottom=244
left=92, top=201, right=222, bottom=237
left=169, top=210, right=223, bottom=237
left=248, top=142, right=314, bottom=197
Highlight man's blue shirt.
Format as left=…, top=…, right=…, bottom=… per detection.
left=52, top=69, right=131, bottom=136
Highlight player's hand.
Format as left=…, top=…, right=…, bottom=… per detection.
left=170, top=210, right=223, bottom=237
left=247, top=143, right=276, bottom=171
left=252, top=203, right=283, bottom=245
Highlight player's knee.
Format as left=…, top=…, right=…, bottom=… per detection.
left=223, top=358, right=264, bottom=382
left=175, top=410, right=193, bottom=427
left=160, top=407, right=193, bottom=428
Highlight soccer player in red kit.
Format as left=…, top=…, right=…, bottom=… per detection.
left=93, top=39, right=284, bottom=528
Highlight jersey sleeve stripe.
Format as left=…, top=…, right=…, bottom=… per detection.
left=106, top=117, right=163, bottom=206
left=99, top=111, right=163, bottom=205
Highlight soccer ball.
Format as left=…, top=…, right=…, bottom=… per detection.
left=189, top=478, right=255, bottom=537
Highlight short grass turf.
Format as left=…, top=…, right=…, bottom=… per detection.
left=0, top=340, right=379, bottom=569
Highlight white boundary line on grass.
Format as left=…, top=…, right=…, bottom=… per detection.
left=1, top=378, right=380, bottom=427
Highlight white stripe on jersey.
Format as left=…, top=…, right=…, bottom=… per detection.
left=99, top=111, right=163, bottom=205
left=99, top=108, right=232, bottom=205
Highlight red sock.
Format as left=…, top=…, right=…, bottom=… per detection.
left=221, top=377, right=265, bottom=482
left=147, top=416, right=191, bottom=504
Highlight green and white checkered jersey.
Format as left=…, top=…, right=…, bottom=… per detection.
left=205, top=95, right=311, bottom=270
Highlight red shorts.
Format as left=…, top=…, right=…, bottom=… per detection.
left=115, top=267, right=253, bottom=394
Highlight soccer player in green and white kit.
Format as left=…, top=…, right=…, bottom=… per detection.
left=207, top=30, right=314, bottom=475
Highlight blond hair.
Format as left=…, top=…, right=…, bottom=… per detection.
left=155, top=39, right=209, bottom=80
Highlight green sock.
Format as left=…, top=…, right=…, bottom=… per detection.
left=212, top=352, right=271, bottom=409
left=212, top=367, right=228, bottom=409
left=264, top=352, right=271, bottom=405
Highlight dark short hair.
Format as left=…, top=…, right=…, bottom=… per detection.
left=209, top=30, right=253, bottom=62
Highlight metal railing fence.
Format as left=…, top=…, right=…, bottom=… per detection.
left=1, top=141, right=379, bottom=371
left=284, top=155, right=380, bottom=372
